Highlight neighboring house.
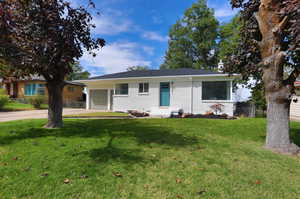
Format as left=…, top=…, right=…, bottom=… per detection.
left=290, top=81, right=300, bottom=117
left=78, top=68, right=238, bottom=116
left=1, top=76, right=85, bottom=105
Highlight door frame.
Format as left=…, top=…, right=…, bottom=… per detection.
left=159, top=82, right=171, bottom=107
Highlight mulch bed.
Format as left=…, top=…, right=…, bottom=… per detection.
left=170, top=114, right=237, bottom=120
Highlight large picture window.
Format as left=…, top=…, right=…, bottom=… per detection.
left=115, top=83, right=129, bottom=95
left=25, top=83, right=45, bottom=96
left=202, top=81, right=231, bottom=100
left=139, top=83, right=149, bottom=94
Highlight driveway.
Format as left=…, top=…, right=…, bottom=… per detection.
left=0, top=108, right=101, bottom=122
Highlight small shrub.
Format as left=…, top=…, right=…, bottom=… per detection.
left=0, top=94, right=9, bottom=110
left=28, top=95, right=46, bottom=109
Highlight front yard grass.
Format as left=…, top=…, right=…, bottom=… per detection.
left=63, top=111, right=129, bottom=118
left=1, top=101, right=48, bottom=111
left=1, top=118, right=300, bottom=198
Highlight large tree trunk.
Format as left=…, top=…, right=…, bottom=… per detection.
left=44, top=81, right=65, bottom=128
left=265, top=94, right=299, bottom=153
left=256, top=0, right=300, bottom=154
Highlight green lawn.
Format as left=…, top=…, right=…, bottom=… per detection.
left=1, top=118, right=300, bottom=198
left=64, top=111, right=129, bottom=118
left=1, top=101, right=48, bottom=111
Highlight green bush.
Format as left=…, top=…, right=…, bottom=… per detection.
left=0, top=94, right=9, bottom=110
left=28, top=95, right=46, bottom=109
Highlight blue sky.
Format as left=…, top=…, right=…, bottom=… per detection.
left=73, top=0, right=238, bottom=76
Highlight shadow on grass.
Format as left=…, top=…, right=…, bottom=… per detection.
left=0, top=119, right=200, bottom=165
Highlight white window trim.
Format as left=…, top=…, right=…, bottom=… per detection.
left=201, top=80, right=232, bottom=102
left=138, top=82, right=149, bottom=94
left=202, top=100, right=234, bottom=103
left=138, top=93, right=149, bottom=96
left=114, top=83, right=129, bottom=96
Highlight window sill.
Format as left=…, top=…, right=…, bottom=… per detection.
left=114, top=95, right=129, bottom=97
left=202, top=100, right=233, bottom=103
left=138, top=93, right=149, bottom=96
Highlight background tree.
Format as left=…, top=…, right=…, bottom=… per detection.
left=161, top=0, right=219, bottom=70
left=250, top=83, right=267, bottom=114
left=227, top=0, right=300, bottom=154
left=0, top=0, right=105, bottom=128
left=126, top=66, right=149, bottom=71
left=218, top=15, right=241, bottom=61
left=67, top=62, right=91, bottom=81
left=219, top=15, right=266, bottom=109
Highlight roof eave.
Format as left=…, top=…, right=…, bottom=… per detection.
left=75, top=73, right=241, bottom=83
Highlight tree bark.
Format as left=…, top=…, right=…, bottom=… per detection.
left=265, top=96, right=300, bottom=153
left=44, top=81, right=65, bottom=128
left=257, top=0, right=300, bottom=154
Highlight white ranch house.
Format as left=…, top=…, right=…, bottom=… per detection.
left=78, top=68, right=238, bottom=116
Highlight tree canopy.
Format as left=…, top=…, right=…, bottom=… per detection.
left=0, top=0, right=105, bottom=128
left=67, top=62, right=91, bottom=81
left=126, top=66, right=149, bottom=71
left=161, top=0, right=219, bottom=70
left=218, top=15, right=241, bottom=61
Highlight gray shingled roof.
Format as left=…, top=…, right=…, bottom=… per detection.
left=89, top=68, right=222, bottom=80
left=17, top=75, right=85, bottom=86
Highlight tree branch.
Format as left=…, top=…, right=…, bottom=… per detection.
left=284, top=68, right=300, bottom=86
left=272, top=16, right=288, bottom=34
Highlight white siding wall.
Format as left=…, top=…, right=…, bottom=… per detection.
left=192, top=77, right=234, bottom=116
left=112, top=77, right=193, bottom=115
left=290, top=96, right=300, bottom=117
left=113, top=81, right=160, bottom=113
left=86, top=76, right=235, bottom=116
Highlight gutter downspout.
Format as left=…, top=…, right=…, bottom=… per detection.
left=191, top=77, right=193, bottom=114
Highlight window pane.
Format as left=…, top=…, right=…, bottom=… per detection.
left=202, top=81, right=230, bottom=100
left=139, top=83, right=149, bottom=93
left=32, top=84, right=37, bottom=95
left=139, top=83, right=143, bottom=93
left=115, top=84, right=128, bottom=95
left=68, top=87, right=75, bottom=92
left=25, top=84, right=32, bottom=96
left=144, top=83, right=149, bottom=93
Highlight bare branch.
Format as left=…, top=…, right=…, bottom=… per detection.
left=272, top=16, right=288, bottom=34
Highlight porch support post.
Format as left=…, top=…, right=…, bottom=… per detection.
left=230, top=80, right=233, bottom=101
left=86, top=88, right=90, bottom=110
left=107, top=89, right=111, bottom=111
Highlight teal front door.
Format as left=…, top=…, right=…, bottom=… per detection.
left=160, top=82, right=170, bottom=106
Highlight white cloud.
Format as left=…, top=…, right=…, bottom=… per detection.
left=207, top=1, right=238, bottom=19
left=80, top=42, right=151, bottom=74
left=142, top=31, right=168, bottom=42
left=92, top=14, right=134, bottom=35
left=214, top=7, right=238, bottom=18
left=142, top=46, right=155, bottom=56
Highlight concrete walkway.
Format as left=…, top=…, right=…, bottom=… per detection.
left=0, top=108, right=101, bottom=122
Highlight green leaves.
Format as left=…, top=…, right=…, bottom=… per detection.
left=161, top=0, right=218, bottom=70
left=0, top=0, right=105, bottom=81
